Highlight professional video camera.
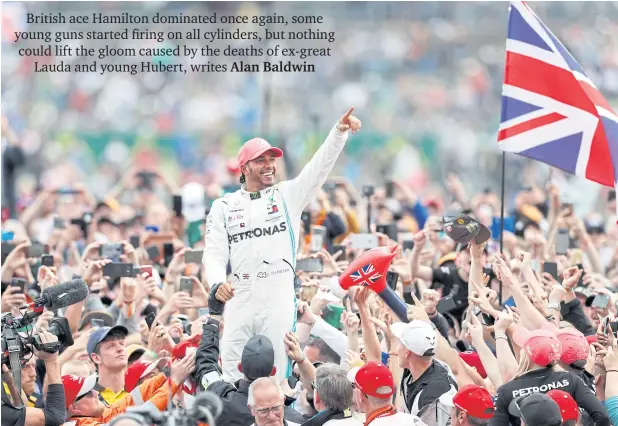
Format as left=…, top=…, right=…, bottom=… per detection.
left=1, top=279, right=88, bottom=389
left=108, top=390, right=223, bottom=426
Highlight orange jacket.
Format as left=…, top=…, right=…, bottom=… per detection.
left=67, top=373, right=180, bottom=426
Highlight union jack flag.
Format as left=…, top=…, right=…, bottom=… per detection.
left=499, top=1, right=618, bottom=212
left=350, top=263, right=382, bottom=287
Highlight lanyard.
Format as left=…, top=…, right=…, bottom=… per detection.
left=364, top=405, right=397, bottom=426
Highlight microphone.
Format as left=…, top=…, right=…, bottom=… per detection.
left=20, top=279, right=89, bottom=314
left=189, top=391, right=223, bottom=424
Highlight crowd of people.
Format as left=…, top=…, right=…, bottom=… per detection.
left=3, top=1, right=618, bottom=197
left=2, top=2, right=618, bottom=425
left=1, top=102, right=617, bottom=426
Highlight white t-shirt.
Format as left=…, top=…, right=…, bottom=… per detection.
left=368, top=412, right=427, bottom=426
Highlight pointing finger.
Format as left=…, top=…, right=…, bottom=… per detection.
left=342, top=107, right=354, bottom=120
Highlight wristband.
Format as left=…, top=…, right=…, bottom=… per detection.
left=388, top=352, right=398, bottom=356
left=607, top=370, right=618, bottom=373
left=495, top=334, right=508, bottom=341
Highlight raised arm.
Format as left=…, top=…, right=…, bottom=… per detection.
left=281, top=108, right=359, bottom=210
left=203, top=199, right=230, bottom=286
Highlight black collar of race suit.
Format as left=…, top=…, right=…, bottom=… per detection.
left=300, top=408, right=352, bottom=426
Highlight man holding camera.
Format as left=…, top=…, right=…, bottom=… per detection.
left=204, top=107, right=361, bottom=382
left=1, top=328, right=66, bottom=426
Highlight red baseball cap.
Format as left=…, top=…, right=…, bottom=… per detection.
left=512, top=326, right=562, bottom=366
left=124, top=358, right=167, bottom=392
left=347, top=362, right=394, bottom=399
left=459, top=351, right=487, bottom=379
left=62, top=374, right=97, bottom=408
left=555, top=327, right=589, bottom=366
left=172, top=334, right=201, bottom=361
left=237, top=138, right=283, bottom=168
left=546, top=390, right=579, bottom=421
left=453, top=384, right=495, bottom=419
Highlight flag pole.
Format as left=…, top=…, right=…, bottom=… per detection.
left=498, top=151, right=506, bottom=305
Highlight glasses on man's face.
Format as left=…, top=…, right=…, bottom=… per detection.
left=255, top=404, right=283, bottom=416
left=74, top=390, right=95, bottom=403
left=311, top=380, right=317, bottom=391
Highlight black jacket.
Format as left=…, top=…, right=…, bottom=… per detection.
left=489, top=367, right=609, bottom=426
left=194, top=318, right=308, bottom=426
left=561, top=298, right=595, bottom=336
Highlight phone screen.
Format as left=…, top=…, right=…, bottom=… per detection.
left=385, top=181, right=394, bottom=198
left=592, top=294, right=610, bottom=309
left=11, top=278, right=25, bottom=293
left=130, top=235, right=140, bottom=249
left=556, top=229, right=570, bottom=255
left=146, top=246, right=160, bottom=261
left=185, top=250, right=204, bottom=264
left=437, top=296, right=457, bottom=314
left=173, top=195, right=183, bottom=217
left=386, top=271, right=399, bottom=291
left=543, top=262, right=559, bottom=281
left=179, top=277, right=194, bottom=296
left=163, top=243, right=174, bottom=266
left=504, top=296, right=517, bottom=308
left=310, top=226, right=326, bottom=253
left=145, top=313, right=156, bottom=330
left=349, top=234, right=378, bottom=250
left=41, top=254, right=54, bottom=267
left=103, top=263, right=137, bottom=278
left=296, top=258, right=324, bottom=273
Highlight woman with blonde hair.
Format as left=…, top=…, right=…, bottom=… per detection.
left=489, top=326, right=609, bottom=425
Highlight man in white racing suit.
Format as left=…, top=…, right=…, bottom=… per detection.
left=203, top=107, right=361, bottom=382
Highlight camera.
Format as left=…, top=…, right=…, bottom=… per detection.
left=1, top=316, right=73, bottom=367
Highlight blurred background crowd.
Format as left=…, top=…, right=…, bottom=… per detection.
left=3, top=2, right=618, bottom=426
left=2, top=1, right=618, bottom=217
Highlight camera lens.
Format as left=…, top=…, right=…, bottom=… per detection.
left=31, top=317, right=74, bottom=350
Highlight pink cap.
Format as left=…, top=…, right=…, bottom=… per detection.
left=237, top=138, right=283, bottom=168
left=512, top=325, right=562, bottom=366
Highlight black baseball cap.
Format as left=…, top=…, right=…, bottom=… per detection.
left=443, top=215, right=491, bottom=245
left=508, top=393, right=562, bottom=426
left=241, top=335, right=275, bottom=381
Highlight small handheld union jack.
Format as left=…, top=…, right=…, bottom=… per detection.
left=338, top=247, right=395, bottom=292
left=338, top=246, right=409, bottom=323
left=350, top=263, right=383, bottom=287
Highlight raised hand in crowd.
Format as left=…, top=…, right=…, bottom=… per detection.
left=1, top=241, right=31, bottom=282
left=170, top=350, right=197, bottom=386
left=1, top=285, right=27, bottom=316
left=311, top=248, right=343, bottom=277
left=164, top=247, right=188, bottom=285
left=81, top=259, right=111, bottom=287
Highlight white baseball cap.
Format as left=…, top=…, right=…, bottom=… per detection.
left=391, top=320, right=437, bottom=357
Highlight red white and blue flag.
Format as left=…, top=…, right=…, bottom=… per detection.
left=499, top=1, right=618, bottom=214
left=350, top=263, right=382, bottom=287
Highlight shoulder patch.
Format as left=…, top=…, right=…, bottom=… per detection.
left=201, top=371, right=223, bottom=390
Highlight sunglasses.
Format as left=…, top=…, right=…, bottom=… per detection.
left=74, top=390, right=95, bottom=403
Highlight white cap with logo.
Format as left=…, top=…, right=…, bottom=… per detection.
left=391, top=320, right=437, bottom=357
